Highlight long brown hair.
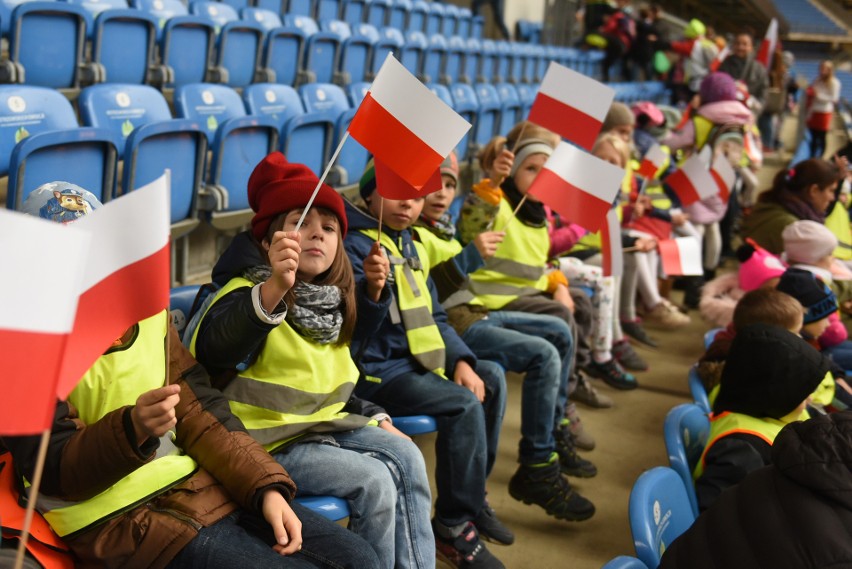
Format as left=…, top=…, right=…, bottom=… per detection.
left=263, top=208, right=357, bottom=345
left=760, top=158, right=841, bottom=204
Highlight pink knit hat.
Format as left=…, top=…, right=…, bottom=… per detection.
left=737, top=240, right=788, bottom=291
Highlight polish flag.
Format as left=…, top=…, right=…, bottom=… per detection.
left=527, top=61, right=615, bottom=150
left=664, top=155, right=718, bottom=207
left=659, top=238, right=703, bottom=276
left=0, top=210, right=91, bottom=434
left=756, top=19, right=778, bottom=69
left=710, top=46, right=730, bottom=72
left=601, top=208, right=623, bottom=277
left=57, top=173, right=171, bottom=399
left=348, top=54, right=471, bottom=188
left=636, top=144, right=667, bottom=179
left=528, top=141, right=624, bottom=233
left=710, top=154, right=737, bottom=202
left=374, top=157, right=443, bottom=200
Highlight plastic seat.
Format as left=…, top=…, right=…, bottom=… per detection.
left=364, top=0, right=388, bottom=28
left=284, top=14, right=341, bottom=84
left=246, top=10, right=305, bottom=87
left=387, top=0, right=408, bottom=30
left=508, top=42, right=524, bottom=84
left=687, top=365, right=712, bottom=414
left=602, top=556, right=649, bottom=569
left=254, top=0, right=283, bottom=15
left=456, top=6, right=471, bottom=37
left=440, top=2, right=457, bottom=36
left=423, top=0, right=441, bottom=36
left=495, top=82, right=521, bottom=136
left=421, top=34, right=446, bottom=84
left=91, top=9, right=161, bottom=85
left=493, top=40, right=511, bottom=83
left=400, top=29, right=426, bottom=78
left=442, top=35, right=465, bottom=85
left=131, top=0, right=186, bottom=32
left=479, top=38, right=497, bottom=83
left=370, top=27, right=403, bottom=79
left=472, top=83, right=500, bottom=149
left=515, top=82, right=535, bottom=117
left=703, top=327, right=723, bottom=349
left=629, top=466, right=696, bottom=569
left=392, top=415, right=437, bottom=436
left=62, top=0, right=129, bottom=34
left=286, top=0, right=314, bottom=16
left=293, top=495, right=350, bottom=521
left=192, top=1, right=264, bottom=88
left=448, top=82, right=478, bottom=161
left=428, top=83, right=454, bottom=110
left=315, top=0, right=340, bottom=20
left=340, top=0, right=364, bottom=25
left=407, top=0, right=426, bottom=32
left=337, top=22, right=374, bottom=84
left=160, top=15, right=217, bottom=88
left=170, top=285, right=202, bottom=339
left=471, top=13, right=483, bottom=38
left=346, top=81, right=369, bottom=106
left=664, top=402, right=710, bottom=517
left=462, top=37, right=481, bottom=84
left=174, top=83, right=279, bottom=230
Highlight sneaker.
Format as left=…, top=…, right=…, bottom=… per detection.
left=554, top=424, right=597, bottom=477
left=644, top=299, right=691, bottom=329
left=584, top=359, right=638, bottom=391
left=621, top=320, right=658, bottom=347
left=565, top=404, right=595, bottom=451
left=474, top=502, right=514, bottom=545
left=571, top=373, right=614, bottom=409
left=508, top=458, right=596, bottom=522
left=613, top=339, right=649, bottom=371
left=434, top=521, right=506, bottom=569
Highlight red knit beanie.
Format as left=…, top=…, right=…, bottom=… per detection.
left=248, top=152, right=347, bottom=241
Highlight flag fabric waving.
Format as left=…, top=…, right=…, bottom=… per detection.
left=527, top=61, right=615, bottom=150
left=528, top=141, right=624, bottom=232
left=710, top=154, right=737, bottom=202
left=664, top=154, right=719, bottom=206
left=0, top=209, right=91, bottom=434
left=756, top=19, right=778, bottom=69
left=374, top=157, right=443, bottom=200
left=601, top=208, right=623, bottom=277
left=348, top=54, right=471, bottom=188
left=636, top=144, right=667, bottom=179
left=57, top=173, right=171, bottom=399
left=659, top=237, right=703, bottom=276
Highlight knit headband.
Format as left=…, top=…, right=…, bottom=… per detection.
left=510, top=140, right=554, bottom=177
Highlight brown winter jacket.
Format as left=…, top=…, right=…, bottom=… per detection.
left=2, top=322, right=297, bottom=569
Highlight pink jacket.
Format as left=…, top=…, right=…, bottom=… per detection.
left=546, top=206, right=588, bottom=257
left=663, top=100, right=753, bottom=153
left=819, top=311, right=847, bottom=349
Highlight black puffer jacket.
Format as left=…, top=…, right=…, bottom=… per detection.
left=660, top=411, right=852, bottom=569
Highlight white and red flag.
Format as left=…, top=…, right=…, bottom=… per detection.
left=710, top=45, right=730, bottom=72
left=0, top=209, right=91, bottom=434
left=57, top=173, right=171, bottom=399
left=374, top=157, right=443, bottom=200
left=527, top=61, right=615, bottom=151
left=664, top=154, right=719, bottom=207
left=659, top=237, right=703, bottom=276
left=636, top=143, right=667, bottom=179
left=601, top=208, right=623, bottom=277
left=756, top=19, right=778, bottom=69
left=348, top=54, right=471, bottom=188
left=710, top=154, right=737, bottom=202
left=528, top=141, right=624, bottom=233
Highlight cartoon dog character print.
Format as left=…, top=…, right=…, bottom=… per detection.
left=39, top=187, right=96, bottom=223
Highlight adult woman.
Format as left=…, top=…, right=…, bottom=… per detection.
left=806, top=60, right=841, bottom=159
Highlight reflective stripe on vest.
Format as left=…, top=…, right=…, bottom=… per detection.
left=825, top=201, right=852, bottom=261
left=412, top=226, right=484, bottom=309
left=362, top=229, right=447, bottom=377
left=693, top=411, right=785, bottom=480
left=468, top=199, right=549, bottom=309
left=39, top=311, right=198, bottom=538
left=193, top=278, right=370, bottom=452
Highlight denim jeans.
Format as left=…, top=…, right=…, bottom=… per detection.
left=464, top=311, right=573, bottom=464
left=360, top=367, right=503, bottom=527
left=823, top=340, right=852, bottom=371
left=166, top=502, right=380, bottom=569
left=276, top=427, right=434, bottom=569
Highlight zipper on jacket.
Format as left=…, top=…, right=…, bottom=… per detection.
left=146, top=503, right=203, bottom=531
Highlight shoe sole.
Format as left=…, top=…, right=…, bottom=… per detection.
left=509, top=490, right=596, bottom=522
left=601, top=379, right=639, bottom=391
left=560, top=467, right=598, bottom=478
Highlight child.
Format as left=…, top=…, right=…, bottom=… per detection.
left=191, top=153, right=435, bottom=569
left=414, top=153, right=597, bottom=520
left=694, top=323, right=831, bottom=511
left=2, top=182, right=379, bottom=569
left=344, top=164, right=509, bottom=568
left=782, top=219, right=852, bottom=307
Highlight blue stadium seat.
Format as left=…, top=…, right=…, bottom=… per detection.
left=479, top=38, right=497, bottom=83
left=364, top=0, right=388, bottom=28
left=515, top=82, right=535, bottom=117
left=320, top=17, right=350, bottom=36
left=493, top=40, right=511, bottom=83
left=774, top=0, right=846, bottom=35
left=428, top=83, right=454, bottom=110
left=174, top=83, right=279, bottom=230
left=8, top=2, right=92, bottom=89
left=62, top=0, right=129, bottom=35
left=449, top=83, right=478, bottom=161
left=131, top=0, right=187, bottom=37
left=471, top=13, right=483, bottom=38
left=247, top=10, right=305, bottom=86
left=170, top=285, right=201, bottom=338
left=191, top=1, right=264, bottom=88
left=219, top=0, right=251, bottom=12
left=703, top=327, right=723, bottom=350
left=508, top=42, right=525, bottom=84
left=400, top=30, right=426, bottom=78
left=423, top=0, right=441, bottom=36
left=293, top=495, right=350, bottom=521
left=254, top=0, right=283, bottom=15
left=340, top=0, right=364, bottom=25
left=472, top=82, right=500, bottom=148
left=443, top=35, right=465, bottom=85
left=393, top=415, right=437, bottom=436
left=407, top=0, right=426, bottom=32
left=387, top=0, right=408, bottom=30
left=462, top=37, right=481, bottom=84
left=421, top=33, right=447, bottom=84
left=337, top=22, right=374, bottom=84
left=91, top=9, right=160, bottom=85
left=370, top=27, right=403, bottom=78
left=495, top=82, right=521, bottom=135
left=629, top=466, right=696, bottom=569
left=350, top=20, right=378, bottom=42
left=160, top=15, right=217, bottom=88
left=664, top=402, right=710, bottom=517
left=456, top=6, right=471, bottom=37
left=687, top=366, right=711, bottom=414
left=286, top=0, right=314, bottom=16
left=315, top=0, right=340, bottom=20
left=441, top=2, right=458, bottom=36
left=602, top=556, right=649, bottom=569
left=346, top=81, right=370, bottom=106
left=285, top=14, right=341, bottom=84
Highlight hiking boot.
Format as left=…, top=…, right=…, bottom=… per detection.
left=565, top=404, right=595, bottom=451
left=571, top=373, right=613, bottom=409
left=434, top=521, right=506, bottom=569
left=613, top=339, right=649, bottom=371
left=508, top=458, right=596, bottom=522
left=474, top=502, right=514, bottom=545
left=621, top=320, right=658, bottom=347
left=583, top=359, right=639, bottom=391
left=683, top=276, right=704, bottom=310
left=645, top=299, right=691, bottom=329
left=554, top=424, right=598, bottom=477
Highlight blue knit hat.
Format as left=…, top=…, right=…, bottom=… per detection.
left=776, top=268, right=838, bottom=324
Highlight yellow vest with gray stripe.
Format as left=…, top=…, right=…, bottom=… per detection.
left=825, top=201, right=852, bottom=261
left=468, top=198, right=549, bottom=309
left=693, top=411, right=785, bottom=480
left=38, top=311, right=198, bottom=538
left=412, top=226, right=486, bottom=309
left=361, top=229, right=447, bottom=377
left=189, top=277, right=371, bottom=452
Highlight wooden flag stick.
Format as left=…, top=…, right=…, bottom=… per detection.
left=376, top=197, right=384, bottom=241
left=14, top=429, right=51, bottom=569
left=295, top=131, right=351, bottom=232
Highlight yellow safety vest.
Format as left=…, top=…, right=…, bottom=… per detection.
left=39, top=312, right=197, bottom=538
left=412, top=226, right=488, bottom=309
left=693, top=411, right=785, bottom=480
left=825, top=201, right=852, bottom=261
left=362, top=229, right=447, bottom=377
left=468, top=199, right=550, bottom=309
left=189, top=278, right=370, bottom=452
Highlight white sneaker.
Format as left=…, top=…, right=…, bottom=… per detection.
left=645, top=299, right=691, bottom=328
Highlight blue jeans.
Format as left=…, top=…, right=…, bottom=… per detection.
left=276, top=427, right=434, bottom=569
left=462, top=311, right=574, bottom=464
left=358, top=367, right=503, bottom=527
left=166, top=502, right=380, bottom=568
left=823, top=340, right=852, bottom=371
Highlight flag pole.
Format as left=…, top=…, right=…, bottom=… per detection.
left=14, top=429, right=51, bottom=569
left=164, top=168, right=172, bottom=388
left=295, top=132, right=351, bottom=232
left=376, top=197, right=384, bottom=241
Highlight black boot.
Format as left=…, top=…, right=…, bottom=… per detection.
left=683, top=276, right=705, bottom=310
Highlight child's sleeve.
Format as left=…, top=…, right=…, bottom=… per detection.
left=694, top=434, right=771, bottom=512
left=459, top=180, right=502, bottom=245
left=817, top=311, right=847, bottom=349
